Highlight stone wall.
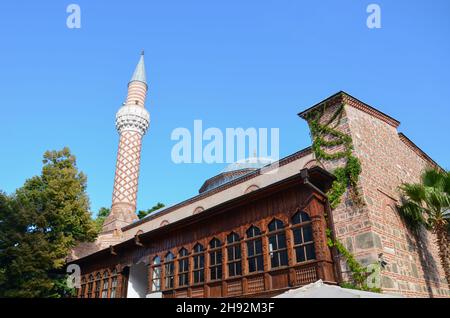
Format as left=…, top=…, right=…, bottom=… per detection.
left=306, top=95, right=449, bottom=297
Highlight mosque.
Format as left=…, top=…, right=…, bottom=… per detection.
left=69, top=53, right=449, bottom=298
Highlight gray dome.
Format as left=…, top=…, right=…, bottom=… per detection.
left=222, top=157, right=274, bottom=173
left=199, top=157, right=275, bottom=193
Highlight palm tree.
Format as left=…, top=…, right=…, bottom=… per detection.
left=398, top=168, right=450, bottom=288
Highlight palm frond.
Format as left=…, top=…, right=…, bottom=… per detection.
left=400, top=183, right=426, bottom=203
left=422, top=169, right=445, bottom=190
left=397, top=199, right=426, bottom=231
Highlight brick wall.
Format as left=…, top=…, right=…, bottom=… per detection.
left=307, top=97, right=449, bottom=298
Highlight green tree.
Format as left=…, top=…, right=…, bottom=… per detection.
left=94, top=207, right=110, bottom=231
left=137, top=202, right=165, bottom=219
left=398, top=168, right=450, bottom=288
left=0, top=147, right=98, bottom=297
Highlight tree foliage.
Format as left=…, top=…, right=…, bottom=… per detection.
left=0, top=148, right=97, bottom=297
left=398, top=168, right=450, bottom=288
left=137, top=202, right=165, bottom=219
left=94, top=207, right=111, bottom=232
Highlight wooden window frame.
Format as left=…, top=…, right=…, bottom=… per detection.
left=178, top=249, right=189, bottom=287
left=291, top=212, right=316, bottom=264
left=151, top=256, right=162, bottom=292
left=110, top=269, right=118, bottom=298
left=101, top=271, right=110, bottom=298
left=164, top=252, right=175, bottom=290
left=209, top=239, right=223, bottom=281
left=192, top=244, right=205, bottom=284
left=246, top=226, right=264, bottom=273
left=268, top=219, right=289, bottom=269
left=94, top=272, right=102, bottom=298
left=79, top=277, right=87, bottom=298
left=87, top=274, right=94, bottom=298
left=226, top=233, right=242, bottom=278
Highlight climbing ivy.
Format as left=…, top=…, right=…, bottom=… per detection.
left=306, top=103, right=381, bottom=293
left=326, top=229, right=381, bottom=293
left=305, top=103, right=362, bottom=208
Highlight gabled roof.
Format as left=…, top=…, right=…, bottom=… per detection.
left=298, top=91, right=401, bottom=128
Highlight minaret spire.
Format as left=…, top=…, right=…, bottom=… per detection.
left=103, top=52, right=151, bottom=233
left=130, top=51, right=147, bottom=85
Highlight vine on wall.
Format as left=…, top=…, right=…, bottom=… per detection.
left=307, top=103, right=381, bottom=292
left=305, top=103, right=363, bottom=209
left=326, top=229, right=381, bottom=292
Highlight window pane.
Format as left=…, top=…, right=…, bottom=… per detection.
left=303, top=225, right=313, bottom=242
left=293, top=228, right=303, bottom=245
left=301, top=212, right=310, bottom=222
left=278, top=233, right=287, bottom=249
left=247, top=241, right=255, bottom=257
left=295, top=246, right=306, bottom=263
left=280, top=249, right=288, bottom=266
left=256, top=255, right=264, bottom=271
left=305, top=244, right=316, bottom=260
left=255, top=239, right=262, bottom=254
left=269, top=235, right=277, bottom=249
left=271, top=253, right=279, bottom=268
left=227, top=246, right=234, bottom=260
left=200, top=255, right=204, bottom=268
left=227, top=233, right=240, bottom=243
left=292, top=213, right=301, bottom=224
left=248, top=258, right=256, bottom=273
left=235, top=246, right=241, bottom=259
left=236, top=262, right=242, bottom=276
left=228, top=263, right=235, bottom=277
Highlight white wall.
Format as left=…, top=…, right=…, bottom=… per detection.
left=127, top=263, right=148, bottom=298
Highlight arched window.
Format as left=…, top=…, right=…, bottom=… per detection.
left=246, top=226, right=264, bottom=273
left=101, top=271, right=109, bottom=298
left=94, top=272, right=102, bottom=298
left=80, top=277, right=86, bottom=298
left=178, top=248, right=189, bottom=287
left=209, top=238, right=222, bottom=281
left=87, top=274, right=94, bottom=298
left=110, top=269, right=118, bottom=298
left=164, top=252, right=175, bottom=289
left=292, top=212, right=315, bottom=263
left=151, top=256, right=162, bottom=292
left=227, top=232, right=242, bottom=277
left=268, top=219, right=288, bottom=268
left=192, top=243, right=205, bottom=284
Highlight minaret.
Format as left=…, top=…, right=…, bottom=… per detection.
left=103, top=52, right=150, bottom=233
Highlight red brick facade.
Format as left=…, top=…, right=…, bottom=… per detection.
left=300, top=92, right=449, bottom=297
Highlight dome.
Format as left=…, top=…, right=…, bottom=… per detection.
left=222, top=157, right=275, bottom=173
left=199, top=157, right=275, bottom=193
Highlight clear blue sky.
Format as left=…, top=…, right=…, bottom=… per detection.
left=0, top=1, right=449, bottom=215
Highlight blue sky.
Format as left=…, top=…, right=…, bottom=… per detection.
left=0, top=1, right=449, bottom=215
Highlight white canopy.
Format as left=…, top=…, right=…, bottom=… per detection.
left=273, top=280, right=402, bottom=298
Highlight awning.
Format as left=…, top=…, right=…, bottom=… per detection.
left=273, top=280, right=402, bottom=298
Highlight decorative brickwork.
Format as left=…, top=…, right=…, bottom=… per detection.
left=300, top=91, right=449, bottom=298
left=103, top=54, right=149, bottom=233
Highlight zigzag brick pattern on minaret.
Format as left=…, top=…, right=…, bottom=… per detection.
left=112, top=130, right=143, bottom=207
left=102, top=52, right=150, bottom=233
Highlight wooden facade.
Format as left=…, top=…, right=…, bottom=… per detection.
left=73, top=168, right=338, bottom=298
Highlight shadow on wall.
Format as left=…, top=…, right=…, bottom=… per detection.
left=413, top=227, right=440, bottom=298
